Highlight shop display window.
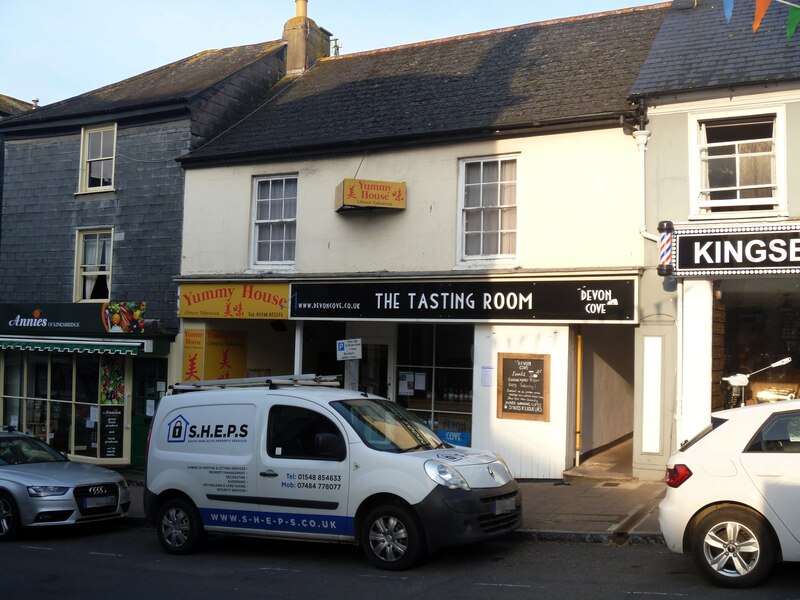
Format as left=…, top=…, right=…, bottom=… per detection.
left=715, top=279, right=800, bottom=409
left=0, top=351, right=122, bottom=458
left=396, top=324, right=474, bottom=446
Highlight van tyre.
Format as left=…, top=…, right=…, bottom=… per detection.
left=157, top=498, right=205, bottom=555
left=0, top=492, right=20, bottom=541
left=361, top=503, right=426, bottom=570
left=691, top=507, right=776, bottom=588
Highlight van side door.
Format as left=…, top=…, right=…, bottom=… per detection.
left=257, top=399, right=352, bottom=540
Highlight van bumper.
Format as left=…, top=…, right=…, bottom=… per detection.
left=415, top=479, right=522, bottom=552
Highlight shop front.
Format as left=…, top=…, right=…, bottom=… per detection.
left=0, top=302, right=172, bottom=466
left=659, top=222, right=800, bottom=442
left=290, top=276, right=639, bottom=479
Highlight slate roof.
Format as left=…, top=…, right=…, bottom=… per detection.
left=0, top=93, right=32, bottom=118
left=181, top=4, right=669, bottom=165
left=632, top=0, right=800, bottom=96
left=1, top=41, right=284, bottom=128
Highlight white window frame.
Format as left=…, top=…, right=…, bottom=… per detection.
left=251, top=174, right=298, bottom=270
left=78, top=123, right=117, bottom=193
left=688, top=106, right=786, bottom=220
left=456, top=154, right=519, bottom=268
left=74, top=228, right=113, bottom=302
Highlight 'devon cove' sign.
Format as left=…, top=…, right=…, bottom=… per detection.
left=290, top=278, right=637, bottom=324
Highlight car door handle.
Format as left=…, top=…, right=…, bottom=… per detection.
left=259, top=470, right=279, bottom=478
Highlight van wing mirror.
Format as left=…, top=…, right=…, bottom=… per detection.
left=314, top=432, right=346, bottom=460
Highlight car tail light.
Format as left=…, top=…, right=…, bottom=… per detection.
left=665, top=464, right=692, bottom=488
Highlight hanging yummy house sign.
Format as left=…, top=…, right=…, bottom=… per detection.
left=335, top=178, right=406, bottom=212
left=290, top=278, right=637, bottom=323
left=657, top=221, right=800, bottom=277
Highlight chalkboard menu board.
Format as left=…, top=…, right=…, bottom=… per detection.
left=497, top=353, right=550, bottom=422
left=100, top=405, right=123, bottom=458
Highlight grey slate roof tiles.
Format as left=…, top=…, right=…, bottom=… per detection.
left=2, top=41, right=285, bottom=126
left=182, top=4, right=669, bottom=163
left=632, top=0, right=800, bottom=96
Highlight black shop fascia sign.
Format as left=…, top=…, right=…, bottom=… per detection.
left=290, top=278, right=637, bottom=323
left=657, top=221, right=800, bottom=277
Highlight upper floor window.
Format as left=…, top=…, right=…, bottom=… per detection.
left=252, top=175, right=297, bottom=265
left=75, top=229, right=112, bottom=301
left=692, top=109, right=784, bottom=218
left=459, top=157, right=517, bottom=262
left=79, top=124, right=116, bottom=192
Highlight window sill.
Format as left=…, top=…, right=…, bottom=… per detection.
left=247, top=264, right=298, bottom=274
left=75, top=188, right=116, bottom=198
left=688, top=211, right=788, bottom=223
left=453, top=258, right=519, bottom=271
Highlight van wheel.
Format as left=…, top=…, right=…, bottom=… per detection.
left=156, top=498, right=205, bottom=555
left=0, top=492, right=20, bottom=541
left=691, top=507, right=775, bottom=588
left=361, top=503, right=426, bottom=570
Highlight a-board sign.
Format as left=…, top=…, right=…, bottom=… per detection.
left=497, top=353, right=549, bottom=422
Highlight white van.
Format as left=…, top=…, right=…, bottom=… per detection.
left=144, top=376, right=521, bottom=570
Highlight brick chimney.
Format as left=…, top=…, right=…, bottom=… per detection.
left=283, top=0, right=331, bottom=75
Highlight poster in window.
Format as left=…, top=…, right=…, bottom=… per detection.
left=497, top=353, right=549, bottom=422
left=100, top=405, right=123, bottom=458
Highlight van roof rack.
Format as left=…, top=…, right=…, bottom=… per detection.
left=169, top=374, right=341, bottom=393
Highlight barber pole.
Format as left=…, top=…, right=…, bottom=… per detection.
left=658, top=221, right=674, bottom=276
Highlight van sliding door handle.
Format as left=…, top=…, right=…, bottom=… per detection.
left=259, top=470, right=278, bottom=478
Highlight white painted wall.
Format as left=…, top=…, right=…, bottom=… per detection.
left=182, top=129, right=644, bottom=276
left=678, top=279, right=713, bottom=443
left=471, top=324, right=571, bottom=479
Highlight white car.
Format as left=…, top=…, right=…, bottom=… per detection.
left=659, top=399, right=800, bottom=588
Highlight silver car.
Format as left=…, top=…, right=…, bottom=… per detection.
left=0, top=429, right=130, bottom=539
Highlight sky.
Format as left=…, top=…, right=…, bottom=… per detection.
left=1, top=0, right=650, bottom=107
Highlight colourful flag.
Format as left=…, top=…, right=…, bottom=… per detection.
left=723, top=0, right=735, bottom=22
left=789, top=5, right=800, bottom=37
left=753, top=0, right=773, bottom=31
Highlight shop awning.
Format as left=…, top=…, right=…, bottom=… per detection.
left=0, top=336, right=146, bottom=355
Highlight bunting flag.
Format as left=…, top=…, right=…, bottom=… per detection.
left=753, top=0, right=773, bottom=31
left=718, top=0, right=800, bottom=37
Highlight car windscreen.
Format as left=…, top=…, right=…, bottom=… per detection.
left=0, top=436, right=68, bottom=465
left=332, top=398, right=445, bottom=453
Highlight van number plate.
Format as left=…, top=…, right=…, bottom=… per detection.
left=492, top=496, right=515, bottom=515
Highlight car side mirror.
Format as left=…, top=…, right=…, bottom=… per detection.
left=314, top=432, right=345, bottom=460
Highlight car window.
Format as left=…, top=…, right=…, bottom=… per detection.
left=746, top=411, right=800, bottom=453
left=679, top=416, right=727, bottom=452
left=0, top=436, right=67, bottom=465
left=267, top=405, right=345, bottom=461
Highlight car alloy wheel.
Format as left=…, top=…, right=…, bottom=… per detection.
left=692, top=507, right=776, bottom=588
left=0, top=493, right=20, bottom=540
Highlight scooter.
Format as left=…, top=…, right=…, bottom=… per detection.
left=722, top=356, right=793, bottom=410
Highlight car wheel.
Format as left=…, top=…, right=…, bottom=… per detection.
left=0, top=492, right=20, bottom=541
left=360, top=503, right=426, bottom=570
left=691, top=507, right=776, bottom=588
left=156, top=498, right=205, bottom=555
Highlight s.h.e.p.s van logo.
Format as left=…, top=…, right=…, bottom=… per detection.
left=167, top=415, right=248, bottom=443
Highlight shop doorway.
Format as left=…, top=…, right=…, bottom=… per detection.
left=131, top=357, right=168, bottom=468
left=345, top=322, right=395, bottom=400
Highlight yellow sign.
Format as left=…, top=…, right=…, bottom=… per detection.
left=181, top=329, right=206, bottom=382
left=181, top=328, right=247, bottom=382
left=335, top=178, right=406, bottom=212
left=179, top=283, right=289, bottom=320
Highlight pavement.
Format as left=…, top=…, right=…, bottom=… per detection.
left=120, top=440, right=666, bottom=545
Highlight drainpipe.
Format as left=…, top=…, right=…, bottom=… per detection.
left=633, top=128, right=658, bottom=243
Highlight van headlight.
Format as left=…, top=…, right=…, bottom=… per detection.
left=424, top=460, right=470, bottom=491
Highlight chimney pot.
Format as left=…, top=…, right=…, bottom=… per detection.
left=296, top=0, right=307, bottom=18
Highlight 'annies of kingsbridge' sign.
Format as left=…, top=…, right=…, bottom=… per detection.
left=335, top=178, right=406, bottom=212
